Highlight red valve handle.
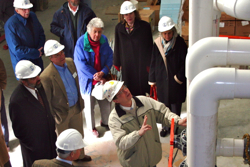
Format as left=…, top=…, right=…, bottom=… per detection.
left=168, top=118, right=175, bottom=167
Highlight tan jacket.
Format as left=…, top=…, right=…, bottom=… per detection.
left=0, top=58, right=7, bottom=90
left=32, top=158, right=73, bottom=167
left=0, top=119, right=9, bottom=166
left=108, top=96, right=180, bottom=167
left=40, top=58, right=84, bottom=124
left=0, top=59, right=8, bottom=166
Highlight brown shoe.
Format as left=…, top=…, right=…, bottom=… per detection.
left=100, top=121, right=109, bottom=130
left=76, top=155, right=92, bottom=162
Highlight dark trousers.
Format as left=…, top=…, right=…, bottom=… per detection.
left=162, top=102, right=182, bottom=129
left=169, top=102, right=182, bottom=116
left=1, top=92, right=9, bottom=147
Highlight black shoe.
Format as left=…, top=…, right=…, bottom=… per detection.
left=160, top=128, right=169, bottom=137
left=100, top=121, right=110, bottom=130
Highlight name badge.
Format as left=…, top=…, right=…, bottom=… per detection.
left=73, top=72, right=77, bottom=78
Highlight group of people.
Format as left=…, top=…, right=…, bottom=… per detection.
left=0, top=0, right=188, bottom=166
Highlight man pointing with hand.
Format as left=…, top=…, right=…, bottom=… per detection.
left=99, top=80, right=187, bottom=167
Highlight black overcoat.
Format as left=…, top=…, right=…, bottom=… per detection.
left=9, top=84, right=57, bottom=167
left=114, top=19, right=153, bottom=96
left=149, top=35, right=187, bottom=106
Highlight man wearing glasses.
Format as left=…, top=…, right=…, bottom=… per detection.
left=40, top=39, right=91, bottom=162
left=101, top=80, right=187, bottom=167
left=4, top=0, right=45, bottom=77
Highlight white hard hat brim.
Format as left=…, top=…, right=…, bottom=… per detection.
left=19, top=65, right=41, bottom=79
left=120, top=9, right=136, bottom=15
left=158, top=24, right=175, bottom=32
left=107, top=81, right=124, bottom=102
left=92, top=82, right=105, bottom=100
left=14, top=3, right=33, bottom=9
left=45, top=45, right=65, bottom=57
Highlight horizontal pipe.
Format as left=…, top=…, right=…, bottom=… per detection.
left=186, top=37, right=250, bottom=83
left=214, top=0, right=250, bottom=20
left=216, top=138, right=244, bottom=157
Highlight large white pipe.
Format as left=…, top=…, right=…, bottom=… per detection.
left=216, top=138, right=244, bottom=157
left=187, top=68, right=250, bottom=167
left=214, top=0, right=250, bottom=21
left=189, top=0, right=214, bottom=46
left=186, top=37, right=250, bottom=83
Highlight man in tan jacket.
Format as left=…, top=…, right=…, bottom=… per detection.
left=0, top=59, right=11, bottom=167
left=100, top=80, right=187, bottom=167
left=40, top=39, right=91, bottom=162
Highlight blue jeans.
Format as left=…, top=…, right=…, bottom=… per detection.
left=1, top=92, right=9, bottom=147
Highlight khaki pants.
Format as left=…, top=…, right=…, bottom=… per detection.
left=56, top=104, right=85, bottom=159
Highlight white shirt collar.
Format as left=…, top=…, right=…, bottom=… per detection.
left=120, top=98, right=135, bottom=111
left=56, top=156, right=73, bottom=165
left=68, top=3, right=79, bottom=16
left=24, top=86, right=38, bottom=100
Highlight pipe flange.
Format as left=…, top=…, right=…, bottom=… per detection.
left=243, top=134, right=250, bottom=164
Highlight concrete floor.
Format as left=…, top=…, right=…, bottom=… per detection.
left=0, top=0, right=250, bottom=166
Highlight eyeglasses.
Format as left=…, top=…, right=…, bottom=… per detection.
left=53, top=51, right=64, bottom=58
left=116, top=85, right=127, bottom=96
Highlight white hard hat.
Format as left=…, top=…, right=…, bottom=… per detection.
left=15, top=60, right=41, bottom=79
left=13, top=0, right=33, bottom=9
left=103, top=80, right=124, bottom=102
left=56, top=129, right=87, bottom=151
left=44, top=40, right=65, bottom=57
left=91, top=82, right=105, bottom=100
left=158, top=16, right=175, bottom=32
left=120, top=1, right=136, bottom=15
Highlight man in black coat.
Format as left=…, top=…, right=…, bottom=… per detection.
left=9, top=60, right=57, bottom=167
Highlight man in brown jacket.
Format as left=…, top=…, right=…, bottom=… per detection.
left=0, top=93, right=11, bottom=167
left=0, top=58, right=9, bottom=148
left=0, top=59, right=11, bottom=167
left=40, top=39, right=91, bottom=162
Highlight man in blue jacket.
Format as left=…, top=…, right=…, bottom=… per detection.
left=4, top=0, right=45, bottom=78
left=50, top=0, right=96, bottom=59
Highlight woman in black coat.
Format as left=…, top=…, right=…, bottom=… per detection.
left=113, top=1, right=153, bottom=96
left=149, top=16, right=187, bottom=136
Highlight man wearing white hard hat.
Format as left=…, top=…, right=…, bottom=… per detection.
left=40, top=39, right=91, bottom=162
left=4, top=0, right=45, bottom=79
left=149, top=16, right=188, bottom=137
left=32, top=129, right=87, bottom=167
left=9, top=60, right=57, bottom=167
left=102, top=80, right=187, bottom=167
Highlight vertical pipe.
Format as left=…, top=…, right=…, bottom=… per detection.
left=189, top=0, right=214, bottom=46
left=187, top=68, right=235, bottom=167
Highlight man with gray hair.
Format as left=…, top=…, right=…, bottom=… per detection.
left=9, top=60, right=57, bottom=167
left=4, top=0, right=45, bottom=77
left=32, top=129, right=87, bottom=167
left=50, top=0, right=96, bottom=59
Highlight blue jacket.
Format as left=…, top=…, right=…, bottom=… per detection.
left=4, top=11, right=45, bottom=75
left=74, top=32, right=113, bottom=95
left=50, top=2, right=96, bottom=59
